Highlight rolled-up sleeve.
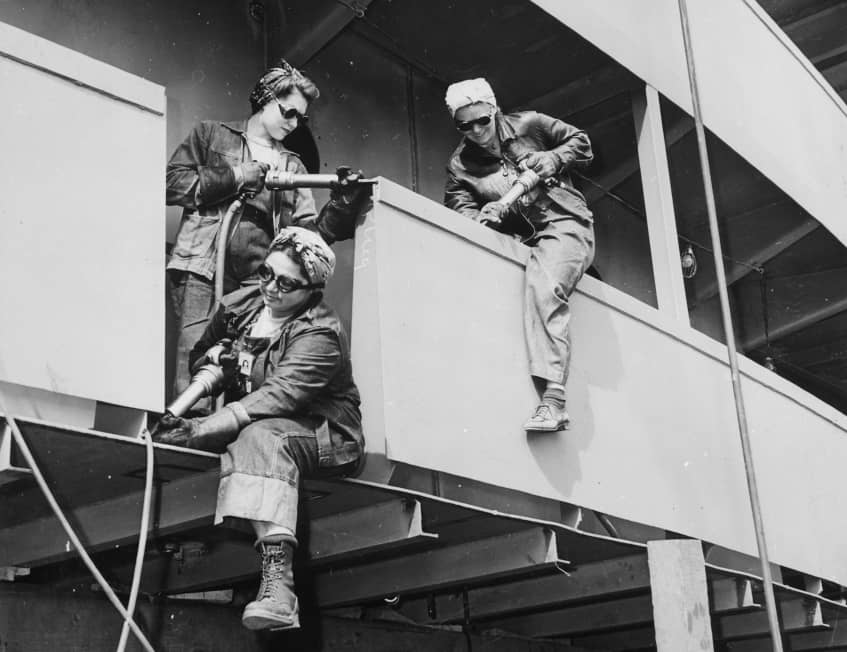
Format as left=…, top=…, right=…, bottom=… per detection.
left=234, top=327, right=341, bottom=420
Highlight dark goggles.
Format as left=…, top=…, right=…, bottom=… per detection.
left=257, top=263, right=324, bottom=293
left=455, top=114, right=493, bottom=132
left=274, top=97, right=308, bottom=124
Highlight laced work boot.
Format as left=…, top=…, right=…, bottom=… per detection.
left=241, top=540, right=300, bottom=631
left=523, top=402, right=570, bottom=432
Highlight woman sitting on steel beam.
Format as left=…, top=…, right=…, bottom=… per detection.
left=442, top=78, right=595, bottom=433
left=154, top=226, right=363, bottom=632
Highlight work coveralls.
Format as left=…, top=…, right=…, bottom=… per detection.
left=166, top=120, right=357, bottom=400
left=444, top=110, right=595, bottom=389
left=188, top=286, right=363, bottom=532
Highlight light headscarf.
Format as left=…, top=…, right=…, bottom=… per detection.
left=445, top=78, right=497, bottom=117
left=268, top=227, right=336, bottom=286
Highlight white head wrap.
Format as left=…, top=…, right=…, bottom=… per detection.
left=268, top=226, right=336, bottom=285
left=444, top=78, right=497, bottom=117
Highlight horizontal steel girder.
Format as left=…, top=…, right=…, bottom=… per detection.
left=313, top=526, right=565, bottom=608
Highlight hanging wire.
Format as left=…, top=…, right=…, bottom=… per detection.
left=462, top=588, right=473, bottom=652
left=677, top=0, right=784, bottom=649
left=0, top=404, right=156, bottom=652
left=575, top=170, right=764, bottom=275
left=759, top=272, right=776, bottom=361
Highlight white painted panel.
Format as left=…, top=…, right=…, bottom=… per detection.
left=355, top=180, right=847, bottom=586
left=531, top=0, right=847, bottom=246
left=0, top=24, right=165, bottom=411
left=0, top=22, right=164, bottom=114
left=0, top=380, right=96, bottom=430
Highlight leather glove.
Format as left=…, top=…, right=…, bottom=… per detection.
left=235, top=161, right=270, bottom=195
left=478, top=202, right=508, bottom=225
left=521, top=151, right=561, bottom=179
left=152, top=407, right=244, bottom=453
left=190, top=338, right=236, bottom=375
left=329, top=165, right=371, bottom=207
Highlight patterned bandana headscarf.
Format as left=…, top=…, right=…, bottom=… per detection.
left=268, top=227, right=336, bottom=285
left=445, top=78, right=497, bottom=117
left=249, top=59, right=319, bottom=113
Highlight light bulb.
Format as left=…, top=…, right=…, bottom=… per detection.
left=681, top=245, right=698, bottom=279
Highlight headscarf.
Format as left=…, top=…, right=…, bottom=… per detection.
left=268, top=227, right=336, bottom=285
left=445, top=78, right=497, bottom=117
left=249, top=59, right=320, bottom=113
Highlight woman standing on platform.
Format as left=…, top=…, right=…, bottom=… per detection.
left=166, top=59, right=365, bottom=406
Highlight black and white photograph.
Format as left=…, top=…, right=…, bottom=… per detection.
left=1, top=1, right=846, bottom=650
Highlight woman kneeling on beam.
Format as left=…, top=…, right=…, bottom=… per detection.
left=154, top=226, right=363, bottom=632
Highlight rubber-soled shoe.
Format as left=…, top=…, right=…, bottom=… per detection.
left=523, top=403, right=570, bottom=432
left=242, top=541, right=300, bottom=631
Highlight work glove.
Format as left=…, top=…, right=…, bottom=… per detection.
left=329, top=165, right=371, bottom=208
left=235, top=161, right=270, bottom=195
left=521, top=151, right=561, bottom=179
left=190, top=339, right=237, bottom=375
left=478, top=201, right=508, bottom=226
left=152, top=406, right=243, bottom=453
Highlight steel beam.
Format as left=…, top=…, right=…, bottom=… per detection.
left=0, top=422, right=30, bottom=487
left=691, top=210, right=818, bottom=306
left=514, top=64, right=641, bottom=117
left=633, top=84, right=690, bottom=324
left=281, top=0, right=374, bottom=66
left=314, top=527, right=564, bottom=608
left=583, top=119, right=694, bottom=204
left=789, top=625, right=847, bottom=651
left=400, top=553, right=649, bottom=624
left=309, top=499, right=438, bottom=565
left=711, top=577, right=758, bottom=613
left=570, top=625, right=656, bottom=651
left=737, top=268, right=847, bottom=350
left=724, top=641, right=781, bottom=652
left=782, top=3, right=847, bottom=64
left=0, top=470, right=220, bottom=567
left=108, top=499, right=440, bottom=594
left=492, top=594, right=653, bottom=638
left=715, top=598, right=826, bottom=640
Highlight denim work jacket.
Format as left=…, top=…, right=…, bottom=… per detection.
left=444, top=111, right=594, bottom=240
left=190, top=286, right=364, bottom=468
left=167, top=120, right=355, bottom=282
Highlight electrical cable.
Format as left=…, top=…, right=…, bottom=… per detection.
left=116, top=429, right=155, bottom=652
left=0, top=401, right=156, bottom=652
left=213, top=194, right=247, bottom=411
left=575, top=171, right=764, bottom=275
left=677, top=1, right=784, bottom=649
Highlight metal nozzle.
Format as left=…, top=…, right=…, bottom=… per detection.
left=498, top=169, right=542, bottom=209
left=264, top=171, right=378, bottom=190
left=165, top=364, right=227, bottom=418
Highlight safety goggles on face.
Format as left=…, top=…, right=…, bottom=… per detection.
left=274, top=97, right=308, bottom=124
left=257, top=262, right=324, bottom=293
left=455, top=113, right=493, bottom=132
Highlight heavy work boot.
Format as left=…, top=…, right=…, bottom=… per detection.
left=241, top=539, right=300, bottom=631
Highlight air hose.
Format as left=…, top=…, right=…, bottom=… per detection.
left=0, top=399, right=156, bottom=652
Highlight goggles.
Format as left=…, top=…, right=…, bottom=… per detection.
left=257, top=262, right=324, bottom=293
left=455, top=113, right=493, bottom=132
left=274, top=96, right=308, bottom=124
